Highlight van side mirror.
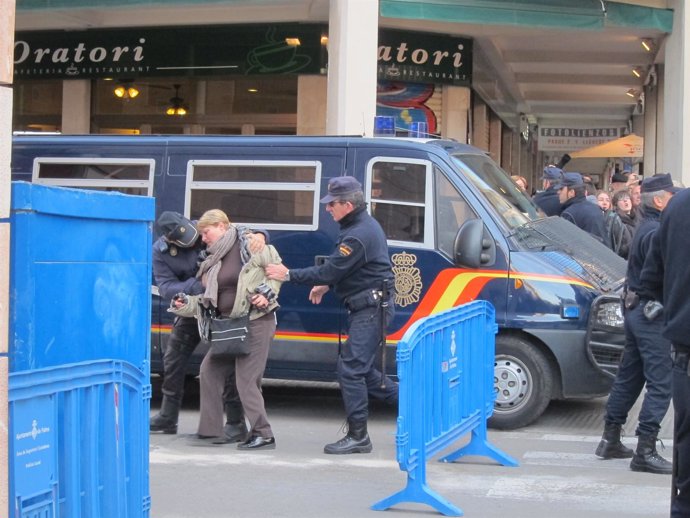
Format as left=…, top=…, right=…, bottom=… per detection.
left=453, top=219, right=496, bottom=268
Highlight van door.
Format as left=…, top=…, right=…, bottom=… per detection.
left=353, top=150, right=510, bottom=340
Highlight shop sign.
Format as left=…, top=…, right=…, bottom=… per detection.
left=538, top=126, right=626, bottom=152
left=378, top=29, right=472, bottom=86
left=14, top=24, right=327, bottom=79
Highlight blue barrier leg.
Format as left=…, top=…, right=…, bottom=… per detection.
left=439, top=425, right=518, bottom=467
left=371, top=479, right=464, bottom=517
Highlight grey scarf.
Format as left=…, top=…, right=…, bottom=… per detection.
left=196, top=225, right=238, bottom=309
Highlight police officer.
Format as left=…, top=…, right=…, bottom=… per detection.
left=151, top=211, right=265, bottom=441
left=595, top=174, right=679, bottom=474
left=532, top=166, right=563, bottom=216
left=265, top=176, right=398, bottom=455
left=640, top=185, right=690, bottom=515
left=557, top=172, right=608, bottom=243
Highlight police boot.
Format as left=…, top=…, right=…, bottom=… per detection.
left=323, top=419, right=373, bottom=455
left=223, top=402, right=248, bottom=443
left=150, top=396, right=180, bottom=434
left=630, top=433, right=673, bottom=474
left=595, top=422, right=633, bottom=459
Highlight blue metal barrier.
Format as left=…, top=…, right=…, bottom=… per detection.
left=372, top=300, right=518, bottom=516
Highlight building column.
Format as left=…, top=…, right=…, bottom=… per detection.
left=297, top=75, right=327, bottom=135
left=662, top=0, right=690, bottom=186
left=0, top=0, right=16, bottom=514
left=441, top=86, right=469, bottom=143
left=61, top=80, right=91, bottom=134
left=326, top=0, right=378, bottom=136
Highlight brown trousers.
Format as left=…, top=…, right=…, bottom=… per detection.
left=197, top=312, right=276, bottom=438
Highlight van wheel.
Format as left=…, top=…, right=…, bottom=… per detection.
left=488, top=335, right=553, bottom=430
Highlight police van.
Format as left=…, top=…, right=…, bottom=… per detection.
left=11, top=134, right=626, bottom=429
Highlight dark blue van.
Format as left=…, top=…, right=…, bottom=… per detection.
left=11, top=135, right=626, bottom=429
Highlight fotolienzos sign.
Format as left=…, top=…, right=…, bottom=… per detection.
left=15, top=25, right=473, bottom=86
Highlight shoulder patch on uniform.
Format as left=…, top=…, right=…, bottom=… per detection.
left=338, top=244, right=353, bottom=257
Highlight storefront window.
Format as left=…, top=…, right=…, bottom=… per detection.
left=13, top=80, right=62, bottom=132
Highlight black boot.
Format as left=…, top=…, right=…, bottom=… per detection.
left=150, top=396, right=180, bottom=434
left=595, top=422, right=633, bottom=459
left=324, top=419, right=373, bottom=455
left=630, top=433, right=673, bottom=474
left=223, top=402, right=248, bottom=442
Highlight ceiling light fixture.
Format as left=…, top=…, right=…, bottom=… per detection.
left=166, top=84, right=189, bottom=116
left=247, top=88, right=258, bottom=93
left=641, top=38, right=654, bottom=52
left=632, top=66, right=644, bottom=78
left=626, top=88, right=640, bottom=98
left=114, top=83, right=139, bottom=99
left=320, top=35, right=329, bottom=46
left=285, top=37, right=301, bottom=46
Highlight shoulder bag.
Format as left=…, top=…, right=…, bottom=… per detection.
left=207, top=311, right=251, bottom=357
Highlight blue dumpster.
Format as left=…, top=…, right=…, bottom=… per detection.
left=8, top=182, right=155, bottom=518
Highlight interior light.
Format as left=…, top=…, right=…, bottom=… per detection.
left=247, top=88, right=258, bottom=93
left=626, top=88, right=639, bottom=98
left=632, top=67, right=643, bottom=78
left=285, top=38, right=301, bottom=46
left=320, top=35, right=329, bottom=46
left=166, top=84, right=189, bottom=116
left=641, top=38, right=653, bottom=52
left=113, top=83, right=139, bottom=99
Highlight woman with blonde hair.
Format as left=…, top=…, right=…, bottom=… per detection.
left=175, top=209, right=282, bottom=449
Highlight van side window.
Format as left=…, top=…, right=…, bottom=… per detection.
left=187, top=161, right=320, bottom=230
left=435, top=170, right=477, bottom=258
left=32, top=158, right=154, bottom=196
left=369, top=160, right=430, bottom=245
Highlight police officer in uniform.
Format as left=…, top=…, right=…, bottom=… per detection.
left=595, top=174, right=678, bottom=474
left=151, top=212, right=265, bottom=441
left=265, top=176, right=398, bottom=455
left=532, top=166, right=563, bottom=216
left=640, top=185, right=690, bottom=515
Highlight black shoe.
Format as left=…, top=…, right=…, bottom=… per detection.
left=237, top=436, right=276, bottom=450
left=324, top=434, right=372, bottom=455
left=186, top=434, right=227, bottom=446
left=224, top=421, right=248, bottom=443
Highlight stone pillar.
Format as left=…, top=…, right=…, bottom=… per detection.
left=662, top=0, right=690, bottom=186
left=326, top=0, right=378, bottom=136
left=0, top=0, right=17, bottom=513
left=297, top=75, right=327, bottom=135
left=441, top=86, right=469, bottom=143
left=61, top=80, right=91, bottom=134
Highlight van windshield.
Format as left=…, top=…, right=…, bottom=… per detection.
left=450, top=153, right=540, bottom=230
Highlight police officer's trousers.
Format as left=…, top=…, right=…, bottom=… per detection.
left=338, top=297, right=398, bottom=423
left=604, top=304, right=672, bottom=436
left=671, top=347, right=690, bottom=517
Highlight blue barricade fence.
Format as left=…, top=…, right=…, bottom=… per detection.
left=9, top=360, right=151, bottom=518
left=372, top=300, right=518, bottom=516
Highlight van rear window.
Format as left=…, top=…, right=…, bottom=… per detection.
left=186, top=160, right=320, bottom=230
left=32, top=158, right=154, bottom=196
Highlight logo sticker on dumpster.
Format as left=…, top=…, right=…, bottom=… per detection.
left=12, top=395, right=55, bottom=496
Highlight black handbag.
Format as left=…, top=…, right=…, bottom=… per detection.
left=208, top=313, right=251, bottom=357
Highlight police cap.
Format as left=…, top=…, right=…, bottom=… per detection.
left=320, top=176, right=363, bottom=203
left=156, top=211, right=199, bottom=247
left=542, top=166, right=563, bottom=181
left=554, top=172, right=584, bottom=190
left=641, top=173, right=682, bottom=194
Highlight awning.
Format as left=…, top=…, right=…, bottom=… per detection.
left=380, top=0, right=673, bottom=33
left=569, top=133, right=644, bottom=158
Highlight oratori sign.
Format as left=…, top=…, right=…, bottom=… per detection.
left=378, top=29, right=472, bottom=86
left=14, top=24, right=326, bottom=79
left=538, top=126, right=627, bottom=153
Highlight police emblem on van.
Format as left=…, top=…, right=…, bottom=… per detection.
left=392, top=252, right=422, bottom=307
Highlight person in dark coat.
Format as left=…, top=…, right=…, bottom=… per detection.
left=595, top=174, right=679, bottom=474
left=533, top=166, right=563, bottom=216
left=265, top=176, right=398, bottom=455
left=557, top=172, right=607, bottom=243
left=639, top=185, right=690, bottom=516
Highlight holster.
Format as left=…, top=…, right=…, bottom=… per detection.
left=623, top=290, right=640, bottom=310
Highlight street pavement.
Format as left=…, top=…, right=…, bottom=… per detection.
left=149, top=380, right=674, bottom=518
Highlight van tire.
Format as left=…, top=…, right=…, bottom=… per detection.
left=488, top=335, right=553, bottom=430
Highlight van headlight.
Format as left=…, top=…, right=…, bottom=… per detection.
left=593, top=299, right=624, bottom=330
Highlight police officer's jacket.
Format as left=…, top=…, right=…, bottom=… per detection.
left=153, top=237, right=205, bottom=302
left=289, top=205, right=394, bottom=301
left=640, top=189, right=690, bottom=348
left=560, top=194, right=607, bottom=244
left=626, top=206, right=661, bottom=298
left=533, top=186, right=561, bottom=217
